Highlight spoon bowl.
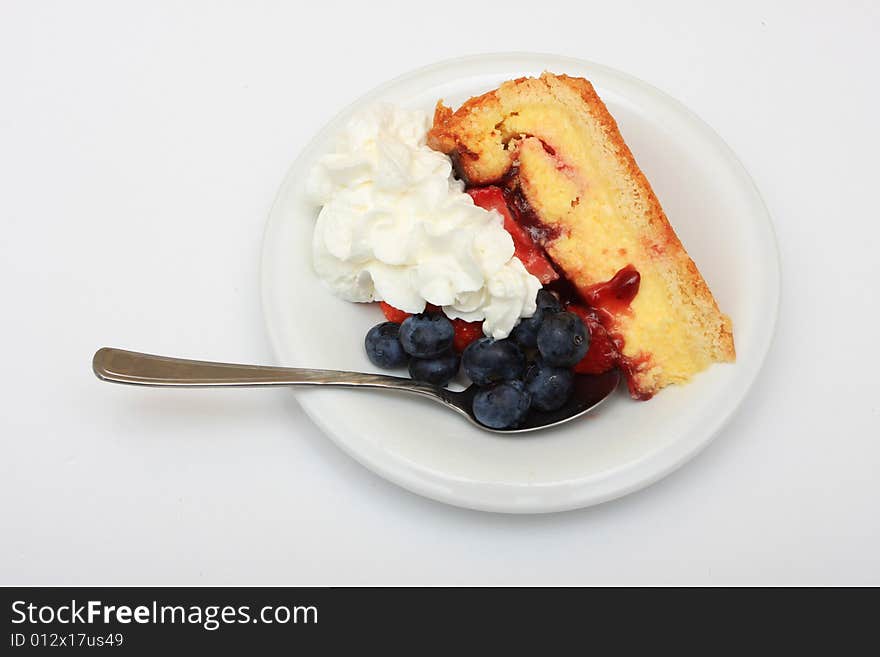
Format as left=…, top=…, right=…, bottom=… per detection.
left=93, top=348, right=619, bottom=433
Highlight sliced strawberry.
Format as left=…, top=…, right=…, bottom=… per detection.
left=568, top=304, right=620, bottom=374
left=467, top=186, right=559, bottom=284
left=451, top=318, right=484, bottom=353
left=379, top=302, right=411, bottom=324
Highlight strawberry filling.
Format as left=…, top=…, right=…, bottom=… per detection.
left=450, top=318, right=483, bottom=353
left=467, top=187, right=559, bottom=285
left=566, top=305, right=620, bottom=375
left=582, top=265, right=641, bottom=325
left=379, top=301, right=411, bottom=324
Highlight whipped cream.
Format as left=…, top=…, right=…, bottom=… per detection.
left=307, top=104, right=541, bottom=339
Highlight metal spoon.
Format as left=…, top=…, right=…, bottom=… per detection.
left=92, top=347, right=619, bottom=434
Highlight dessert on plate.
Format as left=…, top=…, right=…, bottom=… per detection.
left=307, top=72, right=735, bottom=428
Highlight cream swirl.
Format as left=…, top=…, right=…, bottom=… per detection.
left=307, top=104, right=540, bottom=339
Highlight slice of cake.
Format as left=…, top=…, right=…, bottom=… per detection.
left=427, top=72, right=734, bottom=398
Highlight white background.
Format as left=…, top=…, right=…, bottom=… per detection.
left=2, top=0, right=878, bottom=585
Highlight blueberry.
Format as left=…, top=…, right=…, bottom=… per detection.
left=536, top=289, right=563, bottom=314
left=364, top=322, right=408, bottom=369
left=536, top=311, right=590, bottom=367
left=398, top=313, right=455, bottom=358
left=510, top=315, right=542, bottom=348
left=461, top=337, right=525, bottom=386
left=409, top=352, right=460, bottom=386
left=511, top=289, right=562, bottom=348
left=524, top=360, right=574, bottom=411
left=472, top=380, right=532, bottom=429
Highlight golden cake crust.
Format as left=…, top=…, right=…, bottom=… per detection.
left=427, top=73, right=735, bottom=397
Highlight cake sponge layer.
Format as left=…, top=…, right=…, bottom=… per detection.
left=427, top=72, right=735, bottom=397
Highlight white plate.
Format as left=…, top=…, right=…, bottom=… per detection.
left=261, top=53, right=780, bottom=513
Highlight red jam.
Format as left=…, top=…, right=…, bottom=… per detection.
left=578, top=266, right=648, bottom=398
left=583, top=265, right=641, bottom=319
left=467, top=186, right=558, bottom=284
left=379, top=301, right=411, bottom=324
left=620, top=353, right=653, bottom=400
left=501, top=167, right=562, bottom=245
left=451, top=318, right=483, bottom=353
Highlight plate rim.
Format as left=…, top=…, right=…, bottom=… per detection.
left=260, top=52, right=781, bottom=513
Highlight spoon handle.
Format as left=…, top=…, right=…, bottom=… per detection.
left=92, top=347, right=439, bottom=397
